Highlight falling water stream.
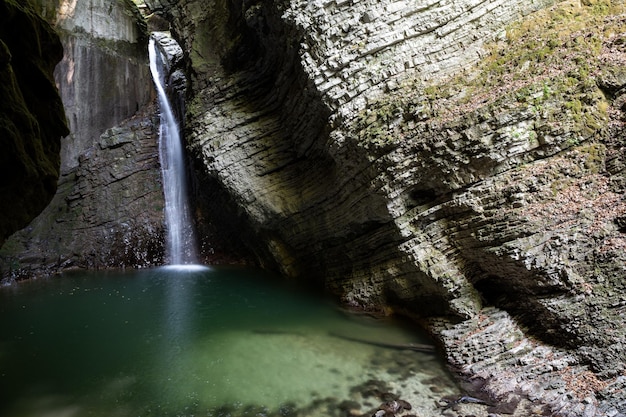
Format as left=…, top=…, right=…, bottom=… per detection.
left=148, top=37, right=197, bottom=265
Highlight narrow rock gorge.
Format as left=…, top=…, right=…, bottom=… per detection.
left=2, top=0, right=626, bottom=415
left=0, top=0, right=249, bottom=276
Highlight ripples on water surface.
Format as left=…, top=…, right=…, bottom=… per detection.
left=0, top=267, right=461, bottom=416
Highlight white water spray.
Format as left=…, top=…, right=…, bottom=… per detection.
left=148, top=37, right=198, bottom=265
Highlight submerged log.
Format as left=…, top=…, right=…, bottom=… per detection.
left=251, top=328, right=436, bottom=353
left=329, top=332, right=436, bottom=353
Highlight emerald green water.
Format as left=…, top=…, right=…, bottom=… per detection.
left=0, top=267, right=460, bottom=417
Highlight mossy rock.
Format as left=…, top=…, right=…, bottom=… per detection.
left=353, top=0, right=622, bottom=155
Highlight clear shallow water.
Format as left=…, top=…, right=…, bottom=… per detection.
left=0, top=267, right=460, bottom=417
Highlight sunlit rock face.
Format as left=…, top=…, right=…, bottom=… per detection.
left=146, top=0, right=626, bottom=414
left=0, top=0, right=163, bottom=276
left=33, top=0, right=151, bottom=171
left=37, top=0, right=141, bottom=43
left=0, top=0, right=69, bottom=245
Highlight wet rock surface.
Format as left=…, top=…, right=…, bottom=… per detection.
left=33, top=0, right=152, bottom=173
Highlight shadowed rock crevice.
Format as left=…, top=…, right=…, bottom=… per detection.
left=0, top=0, right=69, bottom=245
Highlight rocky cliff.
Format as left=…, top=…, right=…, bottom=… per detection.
left=0, top=0, right=69, bottom=245
left=0, top=0, right=163, bottom=277
left=2, top=0, right=625, bottom=413
left=145, top=0, right=626, bottom=415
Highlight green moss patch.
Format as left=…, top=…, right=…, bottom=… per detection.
left=354, top=0, right=625, bottom=150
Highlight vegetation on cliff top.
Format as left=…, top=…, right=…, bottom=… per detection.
left=355, top=0, right=625, bottom=149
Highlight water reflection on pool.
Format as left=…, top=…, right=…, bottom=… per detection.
left=0, top=266, right=460, bottom=416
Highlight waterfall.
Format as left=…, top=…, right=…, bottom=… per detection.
left=148, top=37, right=198, bottom=265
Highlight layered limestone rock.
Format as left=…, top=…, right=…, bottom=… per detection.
left=0, top=0, right=162, bottom=279
left=142, top=0, right=566, bottom=315
left=145, top=0, right=555, bottom=314
left=0, top=0, right=69, bottom=245
left=146, top=0, right=626, bottom=414
left=1, top=106, right=165, bottom=277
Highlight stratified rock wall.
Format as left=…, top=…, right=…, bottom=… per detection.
left=146, top=0, right=626, bottom=414
left=145, top=0, right=554, bottom=312
left=0, top=0, right=69, bottom=245
left=0, top=0, right=163, bottom=278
